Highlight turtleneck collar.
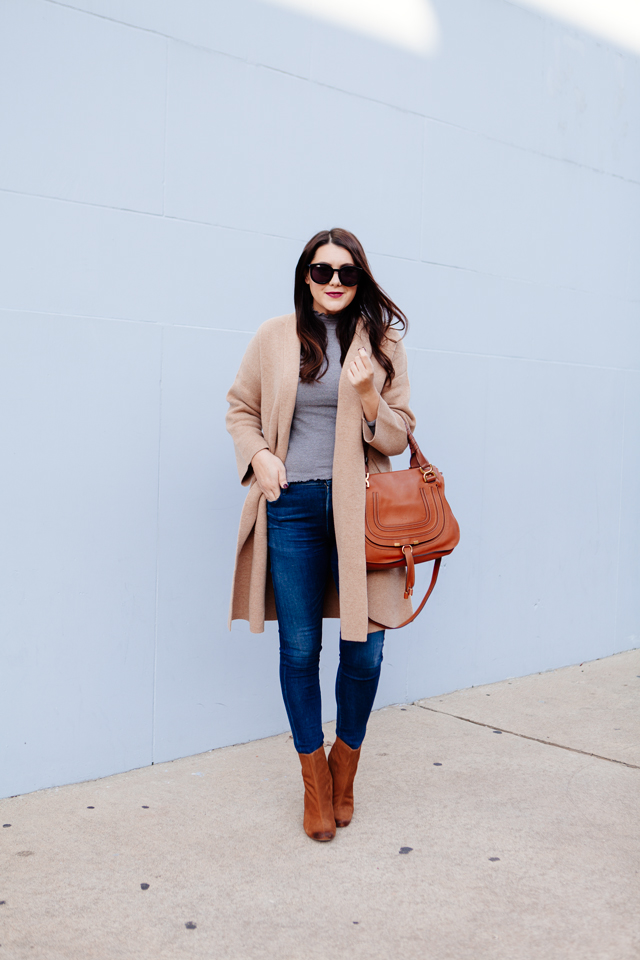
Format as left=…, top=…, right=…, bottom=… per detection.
left=313, top=309, right=339, bottom=323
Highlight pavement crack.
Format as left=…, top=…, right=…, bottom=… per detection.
left=414, top=704, right=640, bottom=769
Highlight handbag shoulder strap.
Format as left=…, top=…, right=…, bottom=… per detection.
left=370, top=558, right=442, bottom=631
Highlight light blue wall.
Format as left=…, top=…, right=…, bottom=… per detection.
left=1, top=0, right=638, bottom=798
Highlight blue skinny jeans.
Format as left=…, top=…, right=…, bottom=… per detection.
left=266, top=479, right=384, bottom=755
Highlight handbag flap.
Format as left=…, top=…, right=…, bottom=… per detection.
left=365, top=465, right=459, bottom=553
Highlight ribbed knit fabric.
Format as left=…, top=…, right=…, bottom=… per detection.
left=284, top=312, right=375, bottom=482
left=284, top=313, right=342, bottom=482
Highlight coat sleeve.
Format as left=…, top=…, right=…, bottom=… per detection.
left=226, top=331, right=270, bottom=485
left=362, top=338, right=415, bottom=456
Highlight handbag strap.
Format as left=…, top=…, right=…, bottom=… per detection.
left=364, top=422, right=432, bottom=472
left=370, top=558, right=442, bottom=630
left=365, top=422, right=442, bottom=629
left=407, top=427, right=432, bottom=472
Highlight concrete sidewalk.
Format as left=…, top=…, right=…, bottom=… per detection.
left=1, top=650, right=638, bottom=960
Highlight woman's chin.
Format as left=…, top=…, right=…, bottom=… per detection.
left=320, top=299, right=346, bottom=314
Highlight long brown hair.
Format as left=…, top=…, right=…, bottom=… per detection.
left=293, top=228, right=408, bottom=386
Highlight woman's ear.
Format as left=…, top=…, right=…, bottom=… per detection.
left=304, top=271, right=310, bottom=286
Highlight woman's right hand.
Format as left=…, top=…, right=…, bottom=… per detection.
left=251, top=449, right=288, bottom=502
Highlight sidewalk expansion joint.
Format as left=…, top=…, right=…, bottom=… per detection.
left=414, top=704, right=640, bottom=770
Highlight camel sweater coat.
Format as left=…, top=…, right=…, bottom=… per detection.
left=225, top=312, right=416, bottom=642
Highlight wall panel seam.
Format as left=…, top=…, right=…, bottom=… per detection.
left=162, top=40, right=170, bottom=217
left=0, top=308, right=634, bottom=372
left=612, top=374, right=628, bottom=645
left=407, top=346, right=637, bottom=373
left=0, top=185, right=167, bottom=218
left=39, top=0, right=640, bottom=186
left=2, top=184, right=635, bottom=299
left=151, top=326, right=165, bottom=765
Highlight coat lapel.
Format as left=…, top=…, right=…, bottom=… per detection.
left=274, top=313, right=301, bottom=462
left=332, top=320, right=371, bottom=639
left=335, top=319, right=369, bottom=445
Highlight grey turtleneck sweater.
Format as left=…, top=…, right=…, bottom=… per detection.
left=284, top=312, right=375, bottom=482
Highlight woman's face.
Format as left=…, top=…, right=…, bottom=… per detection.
left=305, top=243, right=359, bottom=315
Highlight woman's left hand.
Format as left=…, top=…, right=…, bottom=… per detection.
left=347, top=347, right=380, bottom=421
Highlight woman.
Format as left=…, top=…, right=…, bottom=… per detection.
left=226, top=228, right=415, bottom=841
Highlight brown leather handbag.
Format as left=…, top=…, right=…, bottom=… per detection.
left=365, top=428, right=460, bottom=628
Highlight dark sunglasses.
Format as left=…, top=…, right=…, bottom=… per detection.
left=308, top=262, right=363, bottom=287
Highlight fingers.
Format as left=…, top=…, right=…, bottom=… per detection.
left=358, top=347, right=373, bottom=369
left=256, top=453, right=287, bottom=501
left=261, top=480, right=280, bottom=502
left=348, top=350, right=374, bottom=386
left=347, top=366, right=364, bottom=386
left=277, top=460, right=288, bottom=489
left=354, top=348, right=372, bottom=369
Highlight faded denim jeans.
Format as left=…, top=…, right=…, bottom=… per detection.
left=267, top=479, right=384, bottom=754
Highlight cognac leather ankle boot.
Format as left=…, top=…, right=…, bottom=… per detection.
left=298, top=746, right=336, bottom=841
left=328, top=737, right=361, bottom=827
